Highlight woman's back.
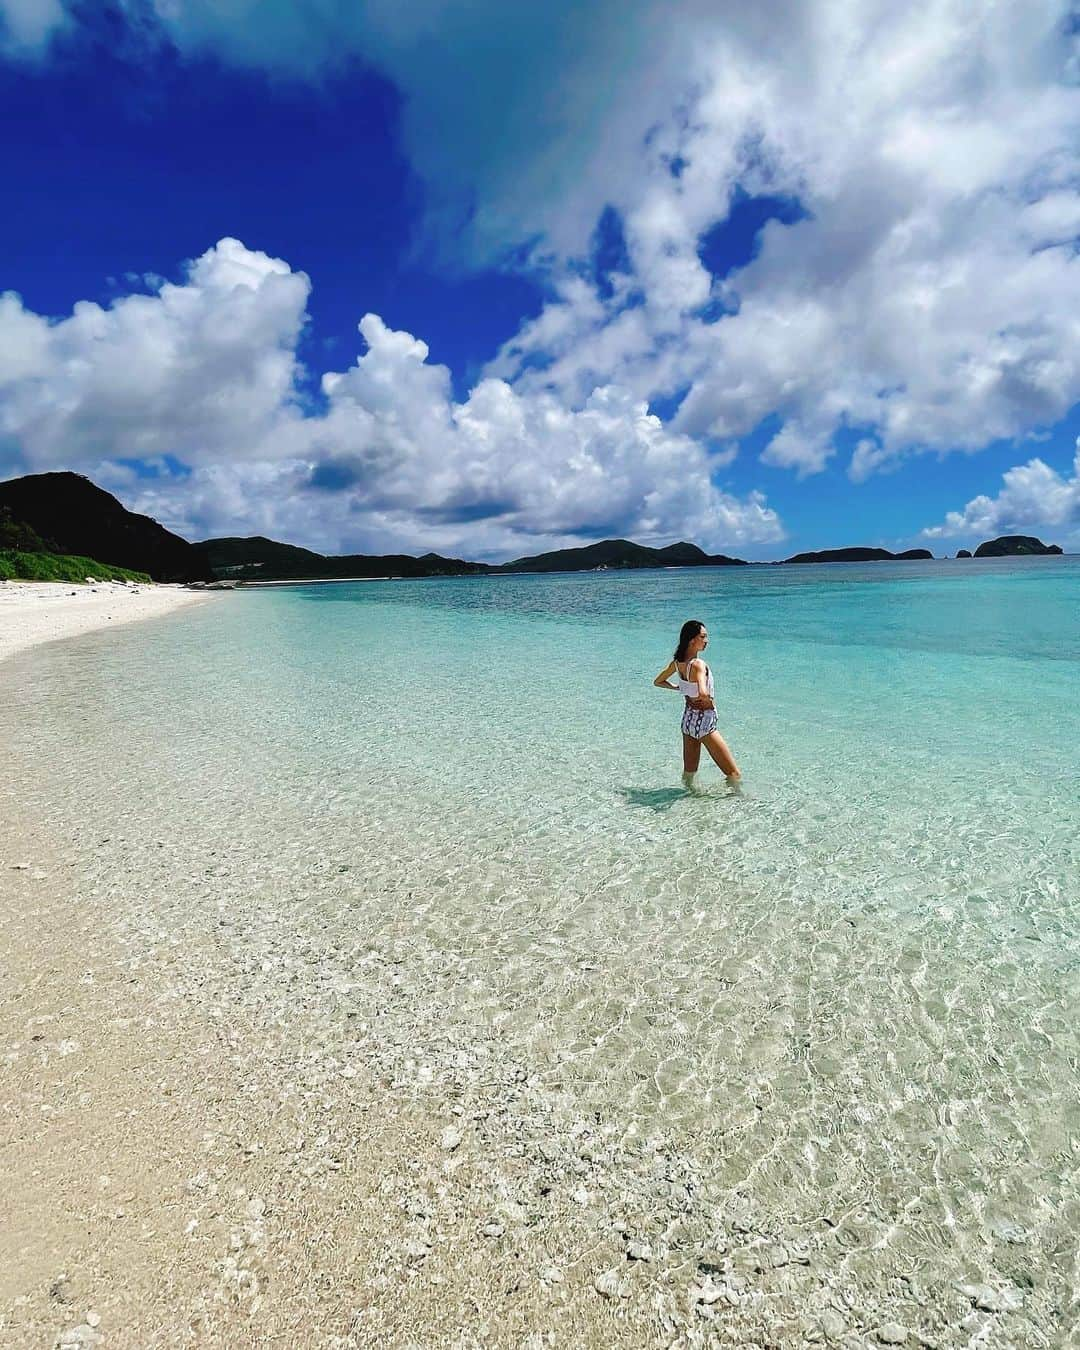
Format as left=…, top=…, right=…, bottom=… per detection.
left=676, top=659, right=713, bottom=699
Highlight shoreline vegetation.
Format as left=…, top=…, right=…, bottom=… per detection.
left=0, top=548, right=150, bottom=585
left=0, top=471, right=1068, bottom=586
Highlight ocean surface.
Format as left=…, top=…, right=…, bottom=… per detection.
left=6, top=556, right=1080, bottom=1339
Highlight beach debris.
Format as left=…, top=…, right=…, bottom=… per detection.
left=540, top=1265, right=563, bottom=1284
left=594, top=1268, right=631, bottom=1299
left=959, top=1282, right=1024, bottom=1313
left=876, top=1323, right=908, bottom=1344
left=626, top=1239, right=652, bottom=1261
left=56, top=1323, right=102, bottom=1348
left=692, top=1275, right=725, bottom=1306
left=48, top=1275, right=73, bottom=1305
left=818, top=1308, right=847, bottom=1341
left=989, top=1218, right=1028, bottom=1245
left=440, top=1125, right=463, bottom=1152
left=403, top=1238, right=430, bottom=1263
left=481, top=1221, right=505, bottom=1238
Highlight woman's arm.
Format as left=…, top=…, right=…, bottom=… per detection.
left=653, top=660, right=679, bottom=690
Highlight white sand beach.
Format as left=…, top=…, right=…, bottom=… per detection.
left=0, top=579, right=214, bottom=665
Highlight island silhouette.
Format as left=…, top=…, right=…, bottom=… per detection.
left=0, top=471, right=1065, bottom=584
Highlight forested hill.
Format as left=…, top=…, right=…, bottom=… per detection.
left=191, top=536, right=493, bottom=579
left=0, top=472, right=212, bottom=582
left=495, top=539, right=747, bottom=572
left=192, top=535, right=748, bottom=579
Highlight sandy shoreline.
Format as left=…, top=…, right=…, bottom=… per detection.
left=0, top=579, right=215, bottom=665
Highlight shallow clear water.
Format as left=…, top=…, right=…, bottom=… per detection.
left=6, top=556, right=1080, bottom=1338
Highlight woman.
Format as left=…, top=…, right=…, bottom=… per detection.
left=654, top=619, right=740, bottom=787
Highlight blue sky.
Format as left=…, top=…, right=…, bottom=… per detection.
left=1, top=1, right=1078, bottom=560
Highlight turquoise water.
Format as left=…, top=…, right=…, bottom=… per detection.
left=6, top=556, right=1080, bottom=1340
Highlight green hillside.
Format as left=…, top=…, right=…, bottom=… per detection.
left=0, top=549, right=151, bottom=584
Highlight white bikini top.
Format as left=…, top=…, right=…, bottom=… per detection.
left=677, top=659, right=713, bottom=698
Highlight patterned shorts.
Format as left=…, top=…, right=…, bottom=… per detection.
left=681, top=705, right=718, bottom=740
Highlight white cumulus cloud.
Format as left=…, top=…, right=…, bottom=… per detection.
left=487, top=1, right=1080, bottom=481
left=0, top=238, right=309, bottom=466
left=921, top=437, right=1080, bottom=545
left=0, top=240, right=783, bottom=559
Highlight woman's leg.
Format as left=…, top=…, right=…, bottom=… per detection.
left=702, top=730, right=740, bottom=779
left=682, top=733, right=702, bottom=785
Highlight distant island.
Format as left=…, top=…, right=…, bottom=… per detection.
left=779, top=546, right=933, bottom=565
left=972, top=535, right=1063, bottom=557
left=191, top=534, right=747, bottom=581
left=496, top=539, right=747, bottom=573
left=0, top=471, right=1067, bottom=583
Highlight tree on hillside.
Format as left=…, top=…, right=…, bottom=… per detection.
left=0, top=506, right=56, bottom=553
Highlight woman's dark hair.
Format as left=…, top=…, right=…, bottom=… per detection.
left=674, top=619, right=705, bottom=662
